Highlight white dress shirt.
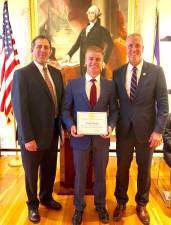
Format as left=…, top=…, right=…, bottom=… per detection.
left=85, top=73, right=100, bottom=101
left=125, top=60, right=143, bottom=97
left=86, top=22, right=95, bottom=36
left=34, top=61, right=57, bottom=99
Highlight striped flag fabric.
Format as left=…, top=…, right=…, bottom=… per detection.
left=0, top=0, right=20, bottom=124
left=154, top=8, right=160, bottom=65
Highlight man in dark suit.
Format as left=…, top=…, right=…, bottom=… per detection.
left=113, top=33, right=168, bottom=224
left=64, top=5, right=113, bottom=76
left=11, top=35, right=64, bottom=223
left=62, top=46, right=118, bottom=225
left=162, top=114, right=171, bottom=167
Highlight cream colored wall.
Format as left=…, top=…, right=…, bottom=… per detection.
left=159, top=0, right=171, bottom=89
left=134, top=0, right=156, bottom=61
left=135, top=0, right=171, bottom=89
left=0, top=0, right=31, bottom=66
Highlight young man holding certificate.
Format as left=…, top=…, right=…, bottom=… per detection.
left=62, top=46, right=118, bottom=225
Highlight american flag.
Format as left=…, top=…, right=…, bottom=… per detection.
left=0, top=0, right=20, bottom=123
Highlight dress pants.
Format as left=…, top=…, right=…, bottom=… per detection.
left=73, top=145, right=109, bottom=211
left=115, top=126, right=154, bottom=206
left=21, top=137, right=58, bottom=210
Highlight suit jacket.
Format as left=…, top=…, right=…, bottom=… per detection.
left=68, top=20, right=113, bottom=69
left=113, top=60, right=169, bottom=142
left=163, top=114, right=171, bottom=167
left=12, top=62, right=64, bottom=149
left=62, top=76, right=118, bottom=150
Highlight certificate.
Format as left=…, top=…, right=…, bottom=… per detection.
left=77, top=112, right=107, bottom=135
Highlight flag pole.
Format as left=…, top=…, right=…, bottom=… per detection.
left=0, top=0, right=22, bottom=166
left=8, top=116, right=22, bottom=167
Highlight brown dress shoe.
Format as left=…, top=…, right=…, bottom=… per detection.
left=113, top=204, right=126, bottom=221
left=136, top=205, right=150, bottom=225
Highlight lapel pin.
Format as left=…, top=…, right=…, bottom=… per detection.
left=142, top=72, right=146, bottom=76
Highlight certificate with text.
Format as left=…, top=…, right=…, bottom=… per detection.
left=77, top=112, right=107, bottom=135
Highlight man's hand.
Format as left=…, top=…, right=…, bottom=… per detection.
left=149, top=132, right=162, bottom=148
left=70, top=125, right=84, bottom=137
left=101, top=126, right=113, bottom=139
left=25, top=140, right=38, bottom=151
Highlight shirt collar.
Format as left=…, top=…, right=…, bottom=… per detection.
left=85, top=73, right=100, bottom=82
left=128, top=60, right=143, bottom=73
left=88, top=22, right=95, bottom=27
left=34, top=60, right=48, bottom=72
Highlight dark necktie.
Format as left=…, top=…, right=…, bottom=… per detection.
left=130, top=66, right=137, bottom=101
left=90, top=79, right=97, bottom=107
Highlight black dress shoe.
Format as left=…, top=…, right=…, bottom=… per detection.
left=113, top=204, right=126, bottom=221
left=28, top=208, right=40, bottom=223
left=72, top=210, right=83, bottom=225
left=136, top=205, right=150, bottom=225
left=41, top=199, right=62, bottom=210
left=96, top=207, right=109, bottom=224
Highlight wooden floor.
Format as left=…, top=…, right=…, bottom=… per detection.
left=0, top=155, right=171, bottom=225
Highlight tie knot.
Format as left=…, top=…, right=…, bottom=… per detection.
left=90, top=79, right=96, bottom=84
left=132, top=66, right=137, bottom=73
left=43, top=66, right=48, bottom=74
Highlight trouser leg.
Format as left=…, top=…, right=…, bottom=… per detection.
left=73, top=148, right=90, bottom=211
left=115, top=132, right=135, bottom=205
left=93, top=147, right=109, bottom=207
left=39, top=143, right=58, bottom=202
left=21, top=145, right=39, bottom=209
left=135, top=141, right=154, bottom=205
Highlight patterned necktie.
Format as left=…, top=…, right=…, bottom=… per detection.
left=43, top=67, right=57, bottom=110
left=90, top=79, right=97, bottom=107
left=130, top=66, right=137, bottom=101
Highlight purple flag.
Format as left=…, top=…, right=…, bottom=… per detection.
left=154, top=9, right=160, bottom=65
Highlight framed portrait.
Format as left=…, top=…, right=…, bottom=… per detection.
left=32, top=0, right=129, bottom=79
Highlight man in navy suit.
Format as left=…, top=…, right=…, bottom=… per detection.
left=12, top=35, right=64, bottom=223
left=113, top=33, right=168, bottom=224
left=62, top=46, right=118, bottom=225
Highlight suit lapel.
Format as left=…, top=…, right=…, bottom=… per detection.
left=79, top=77, right=90, bottom=107
left=96, top=78, right=105, bottom=106
left=48, top=66, right=60, bottom=104
left=119, top=64, right=130, bottom=100
left=122, top=65, right=128, bottom=95
left=31, top=62, right=54, bottom=104
left=134, top=61, right=149, bottom=100
left=94, top=78, right=112, bottom=108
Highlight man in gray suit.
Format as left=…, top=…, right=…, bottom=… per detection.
left=113, top=33, right=168, bottom=224
left=62, top=46, right=118, bottom=225
left=12, top=35, right=64, bottom=223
